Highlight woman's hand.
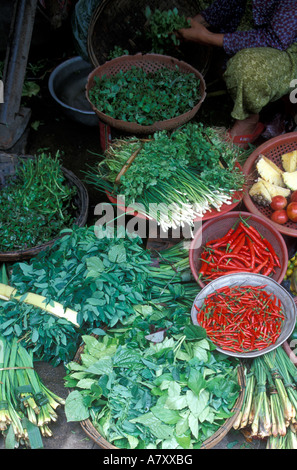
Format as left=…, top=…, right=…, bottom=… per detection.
left=177, top=17, right=224, bottom=47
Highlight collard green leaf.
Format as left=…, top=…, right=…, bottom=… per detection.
left=186, top=389, right=209, bottom=420
left=150, top=404, right=180, bottom=425
left=113, top=347, right=142, bottom=368
left=85, top=357, right=113, bottom=376
left=188, top=412, right=199, bottom=439
left=76, top=378, right=98, bottom=390
left=130, top=412, right=173, bottom=440
left=65, top=390, right=90, bottom=422
left=175, top=433, right=191, bottom=449
left=108, top=245, right=127, bottom=263
left=187, top=368, right=206, bottom=397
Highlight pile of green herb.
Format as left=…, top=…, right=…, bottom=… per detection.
left=1, top=226, right=198, bottom=364
left=86, top=123, right=246, bottom=231
left=144, top=7, right=190, bottom=53
left=64, top=325, right=241, bottom=449
left=88, top=65, right=201, bottom=125
left=0, top=151, right=77, bottom=252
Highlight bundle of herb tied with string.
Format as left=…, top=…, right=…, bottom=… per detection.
left=86, top=122, right=246, bottom=233
left=0, top=151, right=77, bottom=252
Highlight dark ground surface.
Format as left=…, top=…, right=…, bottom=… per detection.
left=1, top=9, right=295, bottom=452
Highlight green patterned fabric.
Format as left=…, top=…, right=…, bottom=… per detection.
left=224, top=43, right=297, bottom=120
left=201, top=0, right=297, bottom=119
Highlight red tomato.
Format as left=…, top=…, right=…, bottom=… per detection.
left=270, top=209, right=289, bottom=225
left=287, top=202, right=297, bottom=222
left=291, top=191, right=297, bottom=203
left=270, top=195, right=287, bottom=211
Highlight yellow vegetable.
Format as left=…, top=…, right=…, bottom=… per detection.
left=0, top=283, right=79, bottom=327
left=281, top=150, right=297, bottom=172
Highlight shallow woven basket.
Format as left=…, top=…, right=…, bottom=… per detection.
left=243, top=132, right=297, bottom=237
left=86, top=53, right=206, bottom=134
left=87, top=0, right=213, bottom=75
left=0, top=153, right=89, bottom=262
left=73, top=337, right=246, bottom=450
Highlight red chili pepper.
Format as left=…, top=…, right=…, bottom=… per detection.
left=246, top=237, right=255, bottom=270
left=196, top=285, right=284, bottom=353
left=231, top=233, right=247, bottom=254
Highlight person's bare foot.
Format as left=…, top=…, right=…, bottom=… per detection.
left=229, top=114, right=260, bottom=138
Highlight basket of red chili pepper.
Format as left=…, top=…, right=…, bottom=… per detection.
left=191, top=272, right=297, bottom=358
left=189, top=211, right=288, bottom=288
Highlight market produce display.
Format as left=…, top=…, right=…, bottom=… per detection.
left=64, top=327, right=242, bottom=449
left=249, top=151, right=297, bottom=225
left=86, top=123, right=245, bottom=231
left=0, top=152, right=77, bottom=252
left=194, top=285, right=285, bottom=353
left=234, top=348, right=297, bottom=449
left=4, top=23, right=297, bottom=452
left=88, top=65, right=201, bottom=126
left=0, top=335, right=65, bottom=449
left=0, top=226, right=197, bottom=366
left=198, top=217, right=281, bottom=282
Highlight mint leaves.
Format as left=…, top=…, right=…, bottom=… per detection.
left=89, top=66, right=201, bottom=125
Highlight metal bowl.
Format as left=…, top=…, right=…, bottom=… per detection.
left=48, top=56, right=98, bottom=127
left=191, top=272, right=297, bottom=358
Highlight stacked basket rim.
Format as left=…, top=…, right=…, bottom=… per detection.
left=85, top=52, right=206, bottom=135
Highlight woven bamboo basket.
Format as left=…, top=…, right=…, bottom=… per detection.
left=87, top=0, right=213, bottom=76
left=86, top=53, right=206, bottom=134
left=73, top=337, right=246, bottom=450
left=0, top=153, right=89, bottom=262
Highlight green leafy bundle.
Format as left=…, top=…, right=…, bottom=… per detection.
left=1, top=226, right=197, bottom=364
left=0, top=335, right=65, bottom=448
left=144, top=7, right=190, bottom=53
left=0, top=152, right=77, bottom=252
left=87, top=123, right=245, bottom=231
left=64, top=326, right=241, bottom=449
left=88, top=65, right=201, bottom=125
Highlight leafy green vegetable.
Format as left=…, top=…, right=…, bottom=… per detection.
left=88, top=65, right=200, bottom=125
left=144, top=7, right=190, bottom=53
left=64, top=327, right=240, bottom=449
left=0, top=151, right=77, bottom=252
left=1, top=226, right=198, bottom=364
left=86, top=122, right=245, bottom=231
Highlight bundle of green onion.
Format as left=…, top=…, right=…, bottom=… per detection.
left=233, top=348, right=297, bottom=449
left=86, top=123, right=245, bottom=233
left=0, top=335, right=65, bottom=449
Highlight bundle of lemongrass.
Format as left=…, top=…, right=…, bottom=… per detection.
left=0, top=335, right=65, bottom=449
left=233, top=348, right=297, bottom=449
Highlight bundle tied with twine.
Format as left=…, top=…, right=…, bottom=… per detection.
left=233, top=348, right=297, bottom=449
left=0, top=335, right=65, bottom=449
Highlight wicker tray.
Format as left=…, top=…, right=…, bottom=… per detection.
left=86, top=53, right=206, bottom=134
left=0, top=153, right=89, bottom=262
left=73, top=336, right=246, bottom=450
left=243, top=132, right=297, bottom=238
left=87, top=0, right=213, bottom=75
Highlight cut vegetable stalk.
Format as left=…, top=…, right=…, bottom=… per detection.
left=0, top=283, right=79, bottom=327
